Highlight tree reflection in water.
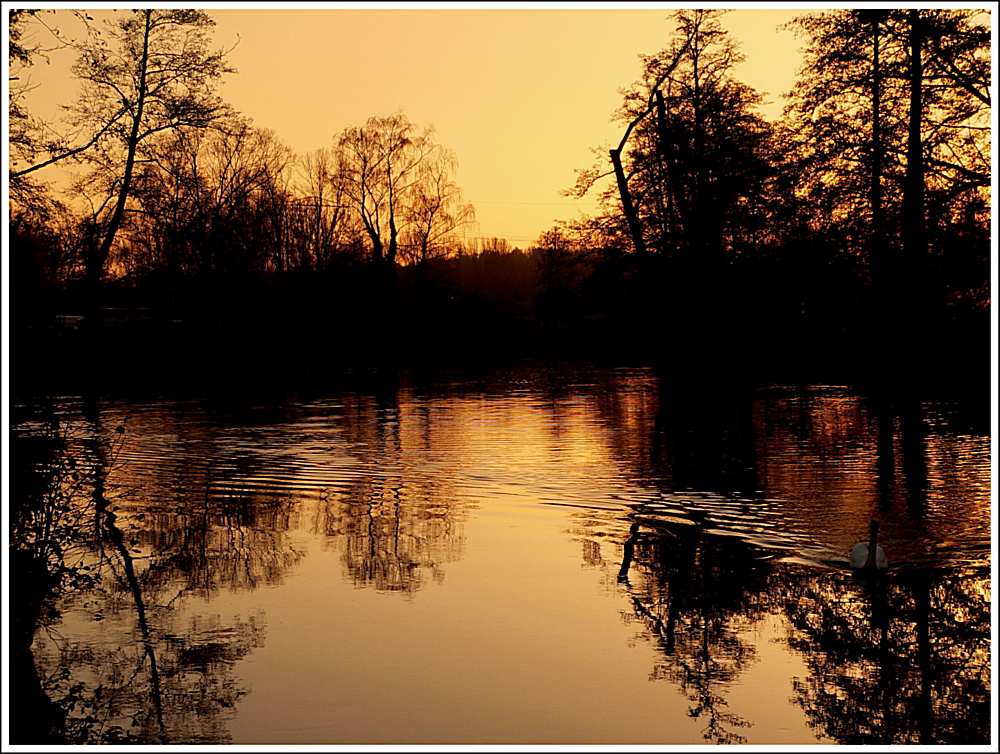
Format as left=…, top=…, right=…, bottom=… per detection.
left=611, top=514, right=990, bottom=744
left=12, top=400, right=301, bottom=743
left=617, top=515, right=775, bottom=744
left=313, top=386, right=465, bottom=593
left=11, top=375, right=988, bottom=744
left=785, top=566, right=990, bottom=744
left=582, top=374, right=989, bottom=744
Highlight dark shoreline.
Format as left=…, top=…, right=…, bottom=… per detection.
left=12, top=314, right=990, bottom=415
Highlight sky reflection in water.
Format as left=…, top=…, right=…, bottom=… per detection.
left=15, top=367, right=991, bottom=744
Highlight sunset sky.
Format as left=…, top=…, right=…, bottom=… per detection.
left=13, top=4, right=805, bottom=245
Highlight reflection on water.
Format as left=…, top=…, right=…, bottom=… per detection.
left=786, top=565, right=990, bottom=744
left=10, top=367, right=991, bottom=744
left=616, top=516, right=772, bottom=744
left=312, top=390, right=466, bottom=593
left=610, top=515, right=990, bottom=745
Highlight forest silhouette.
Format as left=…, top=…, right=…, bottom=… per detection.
left=8, top=9, right=990, bottom=393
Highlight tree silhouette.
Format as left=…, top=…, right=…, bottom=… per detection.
left=337, top=113, right=438, bottom=267
left=400, top=147, right=475, bottom=266
left=12, top=10, right=233, bottom=287
left=786, top=9, right=990, bottom=358
left=572, top=10, right=777, bottom=264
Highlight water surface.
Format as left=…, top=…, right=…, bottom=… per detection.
left=13, top=366, right=991, bottom=744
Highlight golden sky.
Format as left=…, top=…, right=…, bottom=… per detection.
left=14, top=6, right=804, bottom=246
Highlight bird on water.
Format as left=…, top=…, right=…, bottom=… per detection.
left=850, top=519, right=889, bottom=571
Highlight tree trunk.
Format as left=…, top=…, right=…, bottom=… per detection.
left=87, top=404, right=168, bottom=743
left=91, top=10, right=153, bottom=289
left=869, top=13, right=885, bottom=295
left=617, top=522, right=641, bottom=583
left=915, top=571, right=933, bottom=744
left=610, top=147, right=646, bottom=255
left=102, top=507, right=168, bottom=743
left=867, top=11, right=895, bottom=378
left=386, top=152, right=398, bottom=267
left=361, top=214, right=383, bottom=264
left=903, top=10, right=926, bottom=314
left=691, top=31, right=705, bottom=260
left=387, top=211, right=398, bottom=266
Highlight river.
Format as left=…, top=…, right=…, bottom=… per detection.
left=11, top=364, right=991, bottom=744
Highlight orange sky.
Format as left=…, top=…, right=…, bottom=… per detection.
left=12, top=6, right=805, bottom=246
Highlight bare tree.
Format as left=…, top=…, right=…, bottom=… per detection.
left=401, top=147, right=475, bottom=264
left=18, top=10, right=235, bottom=286
left=336, top=113, right=436, bottom=266
left=296, top=147, right=353, bottom=270
left=122, top=117, right=293, bottom=276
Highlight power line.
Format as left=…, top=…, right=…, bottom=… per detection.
left=466, top=199, right=601, bottom=207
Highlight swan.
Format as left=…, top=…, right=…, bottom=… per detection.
left=850, top=519, right=889, bottom=570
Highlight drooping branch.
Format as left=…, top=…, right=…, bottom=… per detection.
left=609, top=146, right=647, bottom=254
left=610, top=30, right=694, bottom=254
left=615, top=33, right=695, bottom=157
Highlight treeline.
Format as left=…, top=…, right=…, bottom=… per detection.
left=550, top=9, right=989, bottom=380
left=13, top=115, right=476, bottom=284
left=10, top=11, right=476, bottom=287
left=8, top=9, right=991, bottom=386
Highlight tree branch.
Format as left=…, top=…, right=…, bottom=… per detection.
left=11, top=105, right=130, bottom=178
